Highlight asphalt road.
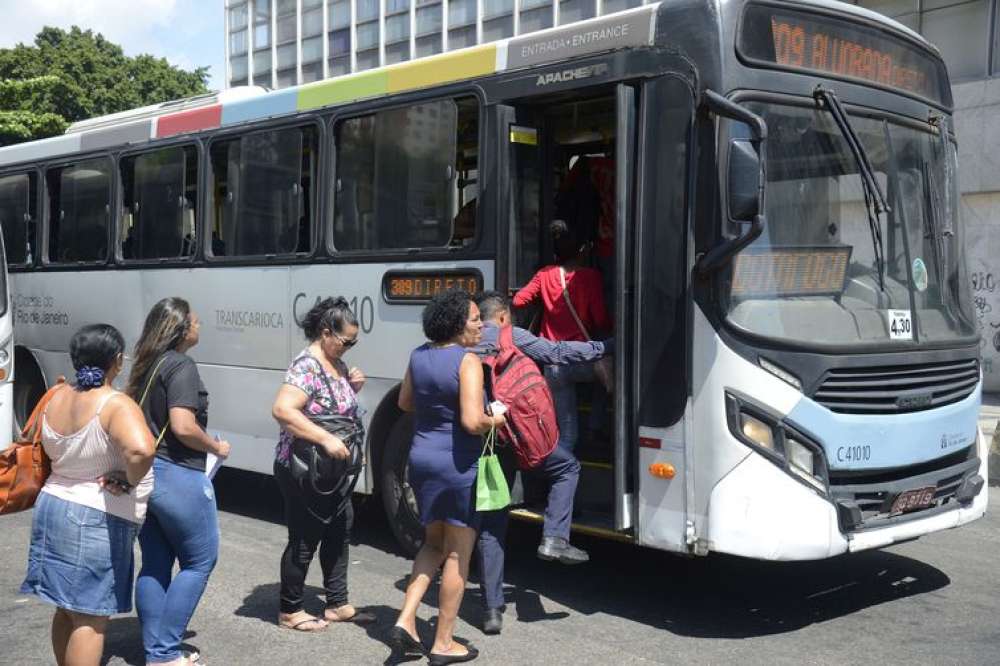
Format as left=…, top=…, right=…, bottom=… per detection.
left=3, top=469, right=999, bottom=665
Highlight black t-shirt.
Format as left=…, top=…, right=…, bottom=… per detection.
left=141, top=350, right=209, bottom=471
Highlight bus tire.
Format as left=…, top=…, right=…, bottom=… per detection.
left=12, top=349, right=45, bottom=439
left=380, top=413, right=422, bottom=557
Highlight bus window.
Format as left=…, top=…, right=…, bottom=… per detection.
left=46, top=159, right=112, bottom=264
left=0, top=172, right=36, bottom=266
left=209, top=124, right=318, bottom=257
left=333, top=96, right=479, bottom=251
left=120, top=145, right=198, bottom=260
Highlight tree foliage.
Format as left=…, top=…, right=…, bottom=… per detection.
left=0, top=26, right=210, bottom=146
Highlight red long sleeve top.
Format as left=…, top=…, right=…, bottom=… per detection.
left=512, top=265, right=612, bottom=342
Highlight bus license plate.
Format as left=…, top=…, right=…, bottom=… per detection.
left=890, top=487, right=936, bottom=515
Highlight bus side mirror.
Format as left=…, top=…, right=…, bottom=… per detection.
left=728, top=139, right=760, bottom=221
left=696, top=90, right=767, bottom=278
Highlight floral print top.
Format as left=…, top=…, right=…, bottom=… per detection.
left=275, top=349, right=360, bottom=467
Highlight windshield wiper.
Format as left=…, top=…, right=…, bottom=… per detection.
left=814, top=86, right=890, bottom=292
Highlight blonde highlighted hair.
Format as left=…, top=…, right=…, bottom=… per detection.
left=125, top=297, right=191, bottom=400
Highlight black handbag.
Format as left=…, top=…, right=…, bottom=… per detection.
left=287, top=357, right=365, bottom=522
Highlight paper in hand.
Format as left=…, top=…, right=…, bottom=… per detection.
left=205, top=452, right=223, bottom=479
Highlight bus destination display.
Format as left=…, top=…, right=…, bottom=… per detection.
left=383, top=270, right=483, bottom=303
left=731, top=246, right=851, bottom=298
left=739, top=5, right=948, bottom=104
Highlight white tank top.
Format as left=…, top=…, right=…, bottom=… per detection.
left=40, top=390, right=153, bottom=524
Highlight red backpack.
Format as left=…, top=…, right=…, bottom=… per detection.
left=482, top=325, right=559, bottom=469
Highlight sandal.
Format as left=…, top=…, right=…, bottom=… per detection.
left=279, top=614, right=328, bottom=633
left=325, top=605, right=377, bottom=625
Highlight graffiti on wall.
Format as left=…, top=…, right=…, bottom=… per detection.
left=971, top=271, right=999, bottom=378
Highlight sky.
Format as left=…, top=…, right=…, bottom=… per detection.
left=0, top=0, right=226, bottom=91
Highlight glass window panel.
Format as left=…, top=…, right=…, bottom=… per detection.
left=276, top=0, right=296, bottom=14
left=519, top=6, right=553, bottom=33
left=230, top=29, right=248, bottom=55
left=0, top=173, right=36, bottom=265
left=255, top=0, right=271, bottom=21
left=483, top=0, right=513, bottom=18
left=330, top=29, right=352, bottom=55
left=254, top=23, right=271, bottom=49
left=277, top=43, right=296, bottom=69
left=46, top=159, right=111, bottom=263
left=329, top=0, right=351, bottom=28
left=229, top=4, right=249, bottom=29
left=302, top=36, right=323, bottom=62
left=449, top=0, right=476, bottom=26
left=231, top=54, right=248, bottom=79
left=922, top=0, right=989, bottom=80
left=276, top=67, right=297, bottom=87
left=357, top=49, right=380, bottom=70
left=357, top=21, right=380, bottom=49
left=386, top=14, right=410, bottom=42
left=277, top=14, right=297, bottom=42
left=417, top=5, right=443, bottom=34
left=121, top=146, right=198, bottom=261
left=329, top=55, right=351, bottom=75
left=231, top=77, right=249, bottom=86
left=559, top=0, right=594, bottom=24
left=449, top=25, right=477, bottom=49
left=334, top=98, right=479, bottom=250
left=417, top=0, right=439, bottom=6
left=357, top=0, right=379, bottom=22
left=254, top=48, right=272, bottom=74
left=387, top=0, right=410, bottom=14
left=302, top=8, right=323, bottom=36
left=210, top=126, right=317, bottom=257
left=417, top=33, right=442, bottom=56
left=386, top=41, right=411, bottom=63
left=521, top=0, right=548, bottom=9
left=483, top=15, right=513, bottom=40
left=303, top=0, right=323, bottom=8
left=601, top=0, right=640, bottom=14
left=302, top=61, right=323, bottom=82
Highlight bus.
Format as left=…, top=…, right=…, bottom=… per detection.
left=0, top=0, right=987, bottom=560
left=0, top=217, right=11, bottom=448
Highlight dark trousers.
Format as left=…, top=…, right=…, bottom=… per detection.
left=274, top=460, right=353, bottom=614
left=477, top=444, right=580, bottom=610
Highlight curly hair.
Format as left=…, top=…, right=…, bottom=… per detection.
left=300, top=296, right=359, bottom=341
left=422, top=289, right=473, bottom=343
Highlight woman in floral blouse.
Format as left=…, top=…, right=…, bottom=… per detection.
left=270, top=297, right=373, bottom=632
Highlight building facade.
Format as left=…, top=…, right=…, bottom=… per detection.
left=224, top=0, right=1000, bottom=390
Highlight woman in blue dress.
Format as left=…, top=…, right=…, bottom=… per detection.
left=390, top=289, right=505, bottom=665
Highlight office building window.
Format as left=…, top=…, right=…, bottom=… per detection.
left=229, top=3, right=249, bottom=30
left=601, top=0, right=640, bottom=14
left=254, top=0, right=271, bottom=49
left=484, top=0, right=513, bottom=18
left=449, top=0, right=476, bottom=26
left=922, top=0, right=990, bottom=80
left=277, top=14, right=297, bottom=43
left=277, top=67, right=297, bottom=88
left=302, top=61, right=323, bottom=82
left=388, top=0, right=411, bottom=13
left=329, top=56, right=351, bottom=75
left=231, top=55, right=249, bottom=80
left=330, top=0, right=350, bottom=28
left=520, top=6, right=553, bottom=32
left=483, top=15, right=513, bottom=40
left=357, top=21, right=380, bottom=50
left=330, top=29, right=351, bottom=56
left=303, top=36, right=323, bottom=62
left=303, top=8, right=323, bottom=37
left=357, top=49, right=380, bottom=71
left=358, top=0, right=379, bottom=22
left=387, top=41, right=410, bottom=63
left=417, top=4, right=443, bottom=34
left=303, top=0, right=323, bottom=8
left=386, top=14, right=410, bottom=42
left=254, top=49, right=273, bottom=76
left=449, top=25, right=477, bottom=49
left=276, top=0, right=296, bottom=14
left=417, top=34, right=442, bottom=56
left=231, top=77, right=249, bottom=86
left=230, top=29, right=248, bottom=55
left=560, top=0, right=595, bottom=24
left=277, top=43, right=296, bottom=69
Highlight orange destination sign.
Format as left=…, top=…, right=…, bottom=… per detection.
left=383, top=270, right=483, bottom=303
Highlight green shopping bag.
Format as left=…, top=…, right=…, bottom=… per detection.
left=475, top=426, right=510, bottom=512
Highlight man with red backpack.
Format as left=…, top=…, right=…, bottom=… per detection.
left=471, top=291, right=613, bottom=635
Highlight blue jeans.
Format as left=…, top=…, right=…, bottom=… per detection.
left=545, top=362, right=600, bottom=452
left=478, top=445, right=580, bottom=610
left=136, top=457, right=219, bottom=664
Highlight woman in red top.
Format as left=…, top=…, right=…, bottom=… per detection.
left=513, top=220, right=612, bottom=453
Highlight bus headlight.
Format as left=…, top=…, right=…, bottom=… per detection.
left=725, top=391, right=829, bottom=495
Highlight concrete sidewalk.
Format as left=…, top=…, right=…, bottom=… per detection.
left=981, top=393, right=1000, bottom=485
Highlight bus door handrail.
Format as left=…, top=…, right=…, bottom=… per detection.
left=695, top=90, right=767, bottom=277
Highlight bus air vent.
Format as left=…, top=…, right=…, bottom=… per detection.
left=813, top=359, right=979, bottom=415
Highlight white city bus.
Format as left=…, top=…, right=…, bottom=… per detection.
left=0, top=224, right=11, bottom=448
left=0, top=0, right=987, bottom=559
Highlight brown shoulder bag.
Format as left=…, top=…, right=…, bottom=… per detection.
left=0, top=378, right=66, bottom=515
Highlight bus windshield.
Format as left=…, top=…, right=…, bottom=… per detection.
left=722, top=102, right=977, bottom=348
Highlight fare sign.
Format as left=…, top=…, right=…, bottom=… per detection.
left=739, top=4, right=949, bottom=104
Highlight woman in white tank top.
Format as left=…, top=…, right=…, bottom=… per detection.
left=20, top=324, right=155, bottom=666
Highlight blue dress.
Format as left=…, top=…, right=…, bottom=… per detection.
left=407, top=344, right=482, bottom=529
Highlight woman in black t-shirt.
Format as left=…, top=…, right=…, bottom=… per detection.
left=127, top=297, right=231, bottom=666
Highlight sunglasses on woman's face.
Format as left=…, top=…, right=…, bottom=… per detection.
left=332, top=332, right=358, bottom=348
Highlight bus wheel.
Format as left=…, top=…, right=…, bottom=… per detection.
left=12, top=351, right=45, bottom=440
left=380, top=413, right=422, bottom=557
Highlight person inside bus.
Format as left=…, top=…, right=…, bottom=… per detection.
left=128, top=297, right=231, bottom=666
left=20, top=324, right=155, bottom=666
left=512, top=220, right=613, bottom=454
left=391, top=289, right=505, bottom=665
left=270, top=297, right=373, bottom=633
left=472, top=290, right=613, bottom=634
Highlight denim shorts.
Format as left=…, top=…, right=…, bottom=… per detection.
left=21, top=492, right=139, bottom=616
